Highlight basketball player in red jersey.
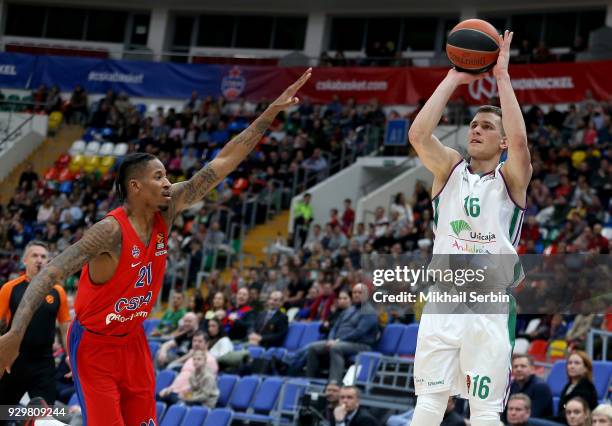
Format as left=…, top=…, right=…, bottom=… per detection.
left=0, top=68, right=312, bottom=426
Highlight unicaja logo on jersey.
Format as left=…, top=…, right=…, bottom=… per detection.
left=449, top=220, right=495, bottom=254
left=450, top=220, right=471, bottom=237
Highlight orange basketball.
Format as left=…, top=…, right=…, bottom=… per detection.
left=446, top=19, right=500, bottom=73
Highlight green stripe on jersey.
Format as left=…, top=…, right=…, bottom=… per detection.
left=508, top=207, right=520, bottom=240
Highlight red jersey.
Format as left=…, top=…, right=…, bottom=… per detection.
left=74, top=207, right=168, bottom=335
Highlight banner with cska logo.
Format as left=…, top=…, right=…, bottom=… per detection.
left=1, top=52, right=611, bottom=105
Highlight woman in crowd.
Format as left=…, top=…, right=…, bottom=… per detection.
left=206, top=318, right=233, bottom=360
left=557, top=351, right=599, bottom=423
left=565, top=397, right=592, bottom=426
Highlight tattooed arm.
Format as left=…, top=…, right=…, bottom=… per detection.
left=0, top=217, right=121, bottom=375
left=166, top=68, right=312, bottom=218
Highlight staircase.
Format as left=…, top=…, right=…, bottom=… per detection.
left=0, top=125, right=83, bottom=204
left=220, top=210, right=291, bottom=282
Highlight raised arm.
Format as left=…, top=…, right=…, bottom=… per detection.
left=496, top=31, right=532, bottom=203
left=408, top=70, right=475, bottom=181
left=167, top=68, right=312, bottom=217
left=0, top=216, right=121, bottom=375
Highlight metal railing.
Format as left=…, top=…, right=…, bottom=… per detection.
left=587, top=328, right=612, bottom=361
left=0, top=111, right=35, bottom=151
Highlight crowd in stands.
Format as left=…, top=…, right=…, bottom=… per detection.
left=319, top=35, right=591, bottom=68
left=0, top=84, right=610, bottom=425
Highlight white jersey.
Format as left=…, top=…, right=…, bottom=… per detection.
left=432, top=159, right=525, bottom=255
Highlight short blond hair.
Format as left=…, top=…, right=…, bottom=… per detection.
left=592, top=404, right=612, bottom=421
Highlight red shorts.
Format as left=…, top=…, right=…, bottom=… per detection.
left=68, top=320, right=157, bottom=426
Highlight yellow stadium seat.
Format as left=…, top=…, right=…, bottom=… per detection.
left=548, top=339, right=568, bottom=361
left=571, top=150, right=586, bottom=168
left=69, top=154, right=85, bottom=173
left=83, top=156, right=100, bottom=174
left=98, top=156, right=116, bottom=174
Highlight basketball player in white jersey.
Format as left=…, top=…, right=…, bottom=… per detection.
left=407, top=31, right=532, bottom=426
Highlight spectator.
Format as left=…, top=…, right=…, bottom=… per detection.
left=157, top=349, right=219, bottom=408
left=65, top=85, right=88, bottom=124
left=305, top=283, right=378, bottom=382
left=390, top=192, right=414, bottom=223
left=224, top=287, right=256, bottom=341
left=303, top=148, right=329, bottom=177
left=205, top=318, right=233, bottom=360
left=565, top=397, right=592, bottom=426
left=333, top=386, right=380, bottom=426
left=341, top=199, right=355, bottom=235
left=322, top=381, right=341, bottom=424
left=566, top=310, right=596, bottom=350
left=556, top=351, right=599, bottom=423
left=307, top=280, right=334, bottom=320
left=507, top=354, right=554, bottom=419
left=506, top=394, right=534, bottom=426
left=247, top=290, right=288, bottom=348
left=166, top=329, right=218, bottom=372
left=284, top=269, right=307, bottom=309
left=150, top=292, right=186, bottom=337
left=18, top=163, right=38, bottom=192
left=156, top=312, right=200, bottom=369
left=293, top=193, right=313, bottom=247
left=200, top=291, right=228, bottom=329
left=592, top=404, right=612, bottom=425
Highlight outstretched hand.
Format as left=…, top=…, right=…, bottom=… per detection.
left=447, top=67, right=490, bottom=86
left=268, top=68, right=312, bottom=112
left=493, top=30, right=513, bottom=78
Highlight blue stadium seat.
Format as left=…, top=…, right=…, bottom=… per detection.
left=155, top=370, right=177, bottom=394
left=156, top=402, right=167, bottom=424
left=248, top=346, right=265, bottom=359
left=181, top=406, right=208, bottom=426
left=234, top=377, right=283, bottom=423
left=148, top=341, right=161, bottom=360
left=160, top=404, right=187, bottom=426
left=553, top=396, right=560, bottom=416
left=592, top=361, right=612, bottom=400
left=216, top=374, right=239, bottom=407
left=375, top=323, right=404, bottom=355
left=396, top=324, right=419, bottom=357
left=277, top=379, right=309, bottom=425
left=143, top=319, right=161, bottom=335
left=354, top=352, right=382, bottom=385
left=282, top=322, right=305, bottom=351
left=203, top=408, right=232, bottom=426
left=299, top=321, right=323, bottom=348
left=228, top=376, right=260, bottom=412
left=546, top=361, right=567, bottom=397
left=68, top=393, right=80, bottom=408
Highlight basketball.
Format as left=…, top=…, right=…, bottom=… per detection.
left=446, top=19, right=500, bottom=73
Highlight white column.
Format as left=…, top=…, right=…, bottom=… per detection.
left=606, top=3, right=612, bottom=27
left=303, top=12, right=327, bottom=64
left=147, top=8, right=170, bottom=61
left=459, top=7, right=477, bottom=21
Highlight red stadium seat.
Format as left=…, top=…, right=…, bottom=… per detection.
left=528, top=339, right=548, bottom=363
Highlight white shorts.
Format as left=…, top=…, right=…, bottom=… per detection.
left=414, top=312, right=514, bottom=412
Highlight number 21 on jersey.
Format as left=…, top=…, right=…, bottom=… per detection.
left=135, top=262, right=153, bottom=288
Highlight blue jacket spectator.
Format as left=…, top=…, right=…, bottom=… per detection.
left=504, top=354, right=554, bottom=421
left=305, top=284, right=379, bottom=382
